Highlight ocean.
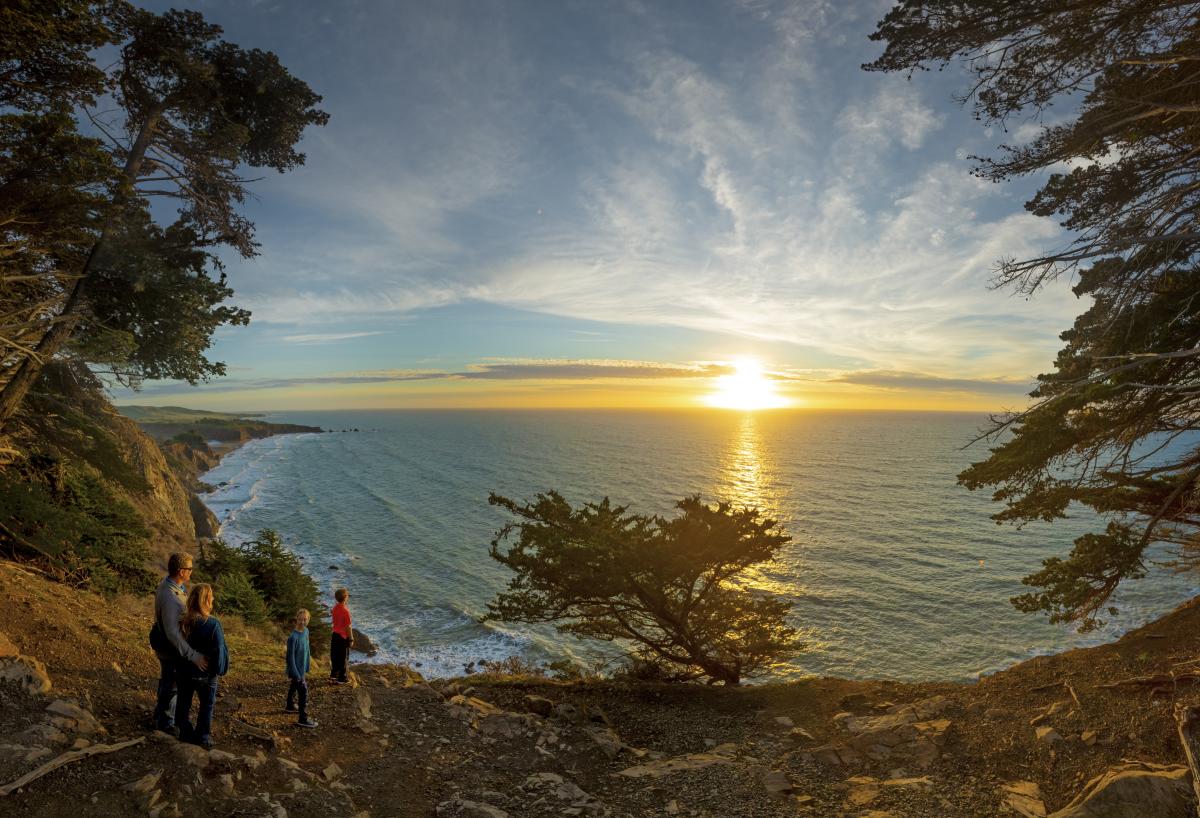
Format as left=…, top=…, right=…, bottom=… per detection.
left=199, top=409, right=1197, bottom=682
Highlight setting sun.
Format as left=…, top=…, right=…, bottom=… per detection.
left=705, top=358, right=789, bottom=410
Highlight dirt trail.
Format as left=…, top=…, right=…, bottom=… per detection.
left=2, top=559, right=1200, bottom=817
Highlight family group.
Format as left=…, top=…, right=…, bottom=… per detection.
left=148, top=552, right=356, bottom=748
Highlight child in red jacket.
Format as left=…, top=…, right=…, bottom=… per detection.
left=330, top=587, right=352, bottom=684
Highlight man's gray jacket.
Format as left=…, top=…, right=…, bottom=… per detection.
left=154, top=577, right=201, bottom=664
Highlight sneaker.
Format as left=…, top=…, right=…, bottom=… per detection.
left=297, top=718, right=319, bottom=729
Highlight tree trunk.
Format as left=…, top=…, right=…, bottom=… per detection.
left=0, top=102, right=166, bottom=435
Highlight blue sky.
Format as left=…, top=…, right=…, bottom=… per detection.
left=120, top=0, right=1082, bottom=410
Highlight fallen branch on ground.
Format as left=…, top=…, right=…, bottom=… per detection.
left=1097, top=672, right=1200, bottom=690
left=0, top=737, right=144, bottom=796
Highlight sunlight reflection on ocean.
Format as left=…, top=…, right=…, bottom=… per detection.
left=200, top=410, right=1199, bottom=682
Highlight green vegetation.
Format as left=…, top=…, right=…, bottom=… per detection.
left=0, top=362, right=155, bottom=595
left=198, top=531, right=330, bottom=656
left=117, top=406, right=258, bottom=424
left=0, top=2, right=327, bottom=431
left=868, top=1, right=1200, bottom=629
left=484, top=491, right=800, bottom=685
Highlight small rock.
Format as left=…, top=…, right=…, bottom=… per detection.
left=1080, top=730, right=1098, bottom=746
left=1000, top=780, right=1046, bottom=818
left=774, top=716, right=795, bottom=728
left=665, top=800, right=680, bottom=815
left=1035, top=726, right=1063, bottom=745
left=123, top=771, right=162, bottom=795
left=763, top=769, right=793, bottom=798
left=787, top=727, right=815, bottom=743
left=171, top=741, right=210, bottom=769
left=525, top=695, right=554, bottom=717
left=322, top=762, right=342, bottom=782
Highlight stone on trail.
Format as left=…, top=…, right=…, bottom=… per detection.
left=1080, top=730, right=1098, bottom=747
left=845, top=775, right=881, bottom=807
left=437, top=800, right=509, bottom=818
left=524, top=695, right=554, bottom=717
left=171, top=741, right=210, bottom=769
left=1000, top=780, right=1047, bottom=818
left=616, top=750, right=736, bottom=779
left=773, top=715, right=795, bottom=728
left=1035, top=726, right=1063, bottom=745
left=123, top=771, right=162, bottom=795
left=762, top=769, right=793, bottom=798
left=0, top=654, right=52, bottom=695
left=1047, top=762, right=1192, bottom=818
left=322, top=762, right=342, bottom=781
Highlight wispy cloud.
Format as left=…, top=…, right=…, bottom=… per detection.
left=280, top=331, right=389, bottom=343
left=132, top=359, right=732, bottom=396
left=832, top=370, right=1033, bottom=395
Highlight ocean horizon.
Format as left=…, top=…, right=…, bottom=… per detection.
left=198, top=408, right=1199, bottom=683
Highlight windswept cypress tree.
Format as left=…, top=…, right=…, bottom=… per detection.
left=868, top=1, right=1200, bottom=629
left=0, top=3, right=328, bottom=433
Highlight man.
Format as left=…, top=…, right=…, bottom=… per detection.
left=151, top=552, right=208, bottom=733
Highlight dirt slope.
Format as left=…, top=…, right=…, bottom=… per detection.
left=2, top=559, right=1199, bottom=817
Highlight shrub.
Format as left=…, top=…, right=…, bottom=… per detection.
left=0, top=458, right=155, bottom=595
left=199, top=530, right=329, bottom=655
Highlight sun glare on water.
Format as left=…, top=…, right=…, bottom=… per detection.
left=705, top=358, right=789, bottom=410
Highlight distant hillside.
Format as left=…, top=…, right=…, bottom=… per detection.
left=116, top=405, right=261, bottom=423
left=117, top=405, right=322, bottom=445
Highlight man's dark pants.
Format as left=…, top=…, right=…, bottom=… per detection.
left=153, top=650, right=178, bottom=730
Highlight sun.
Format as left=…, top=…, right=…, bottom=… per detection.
left=705, top=358, right=788, bottom=410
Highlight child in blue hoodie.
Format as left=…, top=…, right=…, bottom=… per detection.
left=285, top=609, right=318, bottom=728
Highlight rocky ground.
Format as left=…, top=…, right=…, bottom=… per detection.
left=2, top=558, right=1200, bottom=817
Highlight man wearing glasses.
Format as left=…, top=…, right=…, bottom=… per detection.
left=150, top=553, right=209, bottom=733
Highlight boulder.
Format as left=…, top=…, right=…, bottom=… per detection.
left=0, top=655, right=51, bottom=695
left=1047, top=762, right=1192, bottom=818
left=350, top=628, right=378, bottom=657
left=171, top=741, right=210, bottom=769
left=817, top=696, right=953, bottom=768
left=1035, top=726, right=1063, bottom=745
left=762, top=769, right=794, bottom=798
left=616, top=750, right=736, bottom=779
left=524, top=695, right=554, bottom=717
left=1000, top=780, right=1046, bottom=818
left=46, top=699, right=104, bottom=734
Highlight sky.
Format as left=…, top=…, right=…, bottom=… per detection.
left=117, top=0, right=1084, bottom=412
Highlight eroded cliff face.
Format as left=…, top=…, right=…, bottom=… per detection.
left=100, top=412, right=215, bottom=555
left=3, top=368, right=217, bottom=569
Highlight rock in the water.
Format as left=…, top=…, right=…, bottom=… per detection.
left=351, top=628, right=378, bottom=656
left=1047, top=762, right=1192, bottom=818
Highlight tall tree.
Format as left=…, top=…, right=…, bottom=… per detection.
left=485, top=491, right=801, bottom=685
left=0, top=4, right=327, bottom=430
left=867, top=2, right=1200, bottom=629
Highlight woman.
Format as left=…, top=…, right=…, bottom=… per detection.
left=175, top=583, right=229, bottom=748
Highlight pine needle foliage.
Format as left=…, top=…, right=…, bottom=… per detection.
left=868, top=1, right=1200, bottom=629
